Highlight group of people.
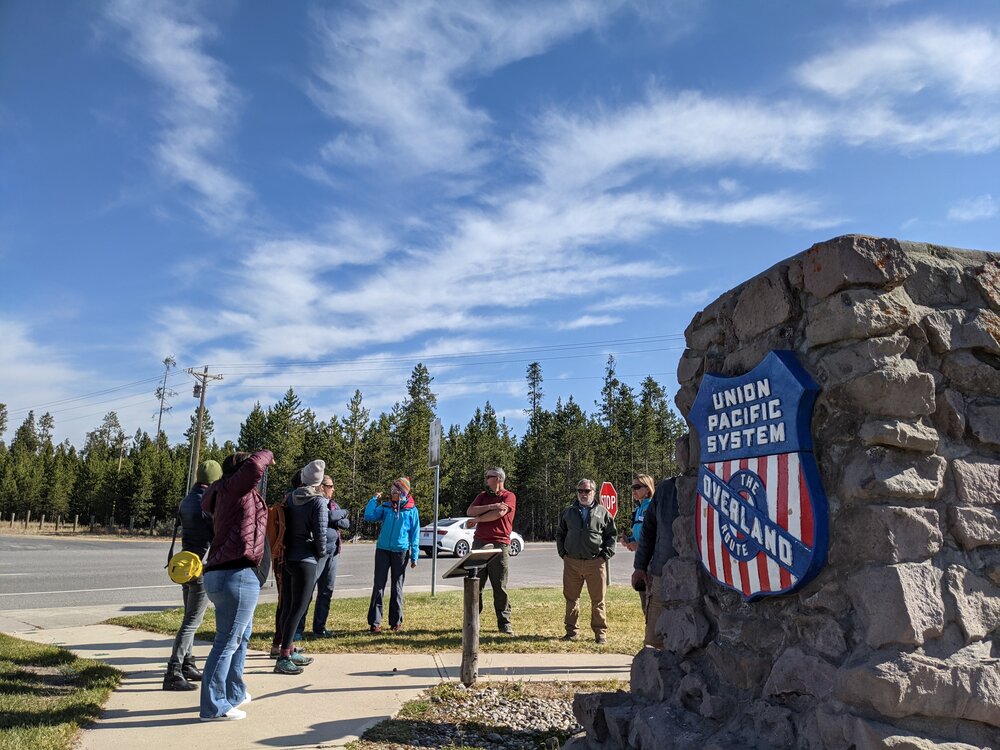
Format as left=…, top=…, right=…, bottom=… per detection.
left=162, top=449, right=675, bottom=721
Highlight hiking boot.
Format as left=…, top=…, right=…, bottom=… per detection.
left=500, top=626, right=514, bottom=636
left=595, top=633, right=608, bottom=644
left=162, top=670, right=197, bottom=691
left=289, top=651, right=314, bottom=666
left=390, top=624, right=404, bottom=632
left=560, top=633, right=578, bottom=642
left=312, top=629, right=334, bottom=638
left=370, top=625, right=382, bottom=633
left=274, top=657, right=303, bottom=675
left=181, top=656, right=202, bottom=682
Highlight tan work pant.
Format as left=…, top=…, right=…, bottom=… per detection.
left=563, top=556, right=608, bottom=637
left=644, top=574, right=665, bottom=649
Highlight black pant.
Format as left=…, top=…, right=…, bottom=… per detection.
left=280, top=559, right=316, bottom=651
left=367, top=549, right=407, bottom=628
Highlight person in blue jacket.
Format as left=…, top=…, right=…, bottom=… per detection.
left=623, top=474, right=655, bottom=614
left=364, top=477, right=420, bottom=632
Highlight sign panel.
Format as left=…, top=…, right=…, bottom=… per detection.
left=689, top=351, right=828, bottom=602
left=428, top=418, right=442, bottom=468
left=598, top=481, right=618, bottom=518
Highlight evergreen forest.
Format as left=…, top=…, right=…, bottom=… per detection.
left=0, top=358, right=684, bottom=540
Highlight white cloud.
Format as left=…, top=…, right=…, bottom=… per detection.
left=558, top=315, right=622, bottom=330
left=948, top=194, right=998, bottom=222
left=796, top=19, right=1000, bottom=100
left=104, top=0, right=249, bottom=229
left=307, top=0, right=625, bottom=176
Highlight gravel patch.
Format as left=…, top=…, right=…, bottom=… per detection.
left=352, top=680, right=624, bottom=750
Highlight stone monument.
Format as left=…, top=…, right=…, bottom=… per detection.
left=573, top=235, right=1000, bottom=749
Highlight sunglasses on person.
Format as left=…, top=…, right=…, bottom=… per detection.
left=577, top=488, right=593, bottom=494
left=485, top=474, right=499, bottom=480
left=631, top=484, right=644, bottom=490
left=322, top=483, right=335, bottom=489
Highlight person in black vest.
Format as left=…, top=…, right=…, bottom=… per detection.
left=163, top=460, right=222, bottom=691
left=631, top=476, right=679, bottom=649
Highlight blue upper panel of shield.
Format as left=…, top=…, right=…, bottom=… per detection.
left=689, top=350, right=819, bottom=463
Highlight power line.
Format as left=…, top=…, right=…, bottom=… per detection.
left=232, top=370, right=680, bottom=389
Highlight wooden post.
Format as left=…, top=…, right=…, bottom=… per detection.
left=460, top=575, right=480, bottom=687
left=129, top=516, right=135, bottom=533
left=9, top=512, right=14, bottom=528
left=55, top=515, right=60, bottom=532
left=74, top=514, right=79, bottom=533
left=25, top=510, right=31, bottom=529
left=149, top=517, right=155, bottom=535
left=90, top=515, right=96, bottom=532
left=39, top=514, right=45, bottom=530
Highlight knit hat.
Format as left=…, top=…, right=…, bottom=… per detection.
left=301, top=459, right=326, bottom=488
left=392, top=477, right=411, bottom=496
left=197, top=460, right=223, bottom=485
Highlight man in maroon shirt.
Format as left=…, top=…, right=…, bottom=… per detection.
left=466, top=467, right=516, bottom=635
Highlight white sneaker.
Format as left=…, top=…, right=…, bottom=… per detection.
left=200, top=708, right=246, bottom=721
left=237, top=692, right=252, bottom=707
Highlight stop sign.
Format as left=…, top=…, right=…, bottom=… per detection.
left=599, top=481, right=618, bottom=518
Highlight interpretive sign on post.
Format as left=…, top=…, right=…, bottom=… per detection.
left=689, top=350, right=829, bottom=602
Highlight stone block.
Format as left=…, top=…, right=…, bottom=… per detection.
left=628, top=703, right=716, bottom=750
left=796, top=614, right=847, bottom=658
left=849, top=716, right=983, bottom=750
left=835, top=651, right=1000, bottom=728
left=848, top=562, right=945, bottom=648
left=943, top=564, right=1000, bottom=643
left=968, top=399, right=1000, bottom=448
left=834, top=506, right=941, bottom=565
left=630, top=647, right=669, bottom=701
left=674, top=474, right=698, bottom=516
left=676, top=353, right=704, bottom=387
left=801, top=235, right=916, bottom=299
left=763, top=646, right=835, bottom=699
left=671, top=514, right=697, bottom=560
left=903, top=255, right=970, bottom=308
left=746, top=701, right=796, bottom=749
left=659, top=557, right=702, bottom=602
left=722, top=331, right=795, bottom=375
left=802, top=582, right=851, bottom=614
left=675, top=385, right=697, bottom=418
left=818, top=334, right=909, bottom=384
left=859, top=419, right=939, bottom=453
left=948, top=506, right=1000, bottom=550
left=832, top=359, right=936, bottom=418
left=657, top=605, right=709, bottom=656
left=942, top=351, right=1000, bottom=396
left=705, top=642, right=771, bottom=690
left=839, top=448, right=946, bottom=502
left=806, top=286, right=917, bottom=346
left=572, top=690, right=634, bottom=749
left=733, top=271, right=794, bottom=343
left=923, top=309, right=1000, bottom=355
left=934, top=389, right=966, bottom=439
left=952, top=457, right=1000, bottom=506
left=969, top=257, right=1000, bottom=313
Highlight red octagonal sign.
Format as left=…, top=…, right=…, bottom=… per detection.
left=599, top=481, right=618, bottom=518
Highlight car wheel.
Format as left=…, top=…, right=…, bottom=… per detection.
left=454, top=540, right=470, bottom=558
left=509, top=539, right=522, bottom=557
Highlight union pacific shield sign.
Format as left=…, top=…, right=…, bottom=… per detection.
left=689, top=351, right=828, bottom=602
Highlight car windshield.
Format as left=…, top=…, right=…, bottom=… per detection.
left=436, top=518, right=461, bottom=527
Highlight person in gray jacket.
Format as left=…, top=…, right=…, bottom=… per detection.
left=163, top=459, right=222, bottom=691
left=556, top=478, right=616, bottom=644
left=298, top=474, right=350, bottom=637
left=631, top=476, right=679, bottom=649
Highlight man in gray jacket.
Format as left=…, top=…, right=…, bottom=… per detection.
left=556, top=478, right=616, bottom=644
left=631, top=476, right=679, bottom=649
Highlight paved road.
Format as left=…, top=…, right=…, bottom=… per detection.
left=0, top=534, right=635, bottom=613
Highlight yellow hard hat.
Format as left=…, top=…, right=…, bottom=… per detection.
left=167, top=551, right=203, bottom=584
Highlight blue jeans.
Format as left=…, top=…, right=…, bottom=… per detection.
left=168, top=576, right=208, bottom=667
left=200, top=567, right=259, bottom=718
left=299, top=553, right=339, bottom=634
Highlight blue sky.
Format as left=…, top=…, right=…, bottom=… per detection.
left=1, top=0, right=998, bottom=447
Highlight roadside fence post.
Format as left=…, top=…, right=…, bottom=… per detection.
left=25, top=510, right=30, bottom=529
left=74, top=514, right=79, bottom=533
left=39, top=514, right=45, bottom=531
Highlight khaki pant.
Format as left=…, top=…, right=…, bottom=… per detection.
left=644, top=574, right=665, bottom=649
left=563, top=556, right=608, bottom=637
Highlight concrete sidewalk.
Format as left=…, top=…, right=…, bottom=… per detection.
left=4, top=610, right=631, bottom=749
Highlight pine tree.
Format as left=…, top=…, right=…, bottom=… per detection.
left=392, top=364, right=437, bottom=519
left=341, top=390, right=370, bottom=510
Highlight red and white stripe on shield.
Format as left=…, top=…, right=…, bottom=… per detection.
left=695, top=452, right=816, bottom=598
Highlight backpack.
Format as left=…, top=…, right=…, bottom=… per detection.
left=267, top=498, right=288, bottom=562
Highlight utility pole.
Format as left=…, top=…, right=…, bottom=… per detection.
left=185, top=366, right=223, bottom=491
left=155, top=356, right=177, bottom=440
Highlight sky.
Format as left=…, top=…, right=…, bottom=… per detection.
left=1, top=0, right=998, bottom=448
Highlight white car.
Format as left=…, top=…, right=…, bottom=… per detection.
left=419, top=517, right=524, bottom=558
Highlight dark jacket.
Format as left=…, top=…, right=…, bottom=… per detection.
left=556, top=501, right=616, bottom=561
left=634, top=477, right=679, bottom=577
left=179, top=483, right=213, bottom=558
left=284, top=487, right=328, bottom=563
left=201, top=450, right=272, bottom=571
left=325, top=500, right=350, bottom=556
